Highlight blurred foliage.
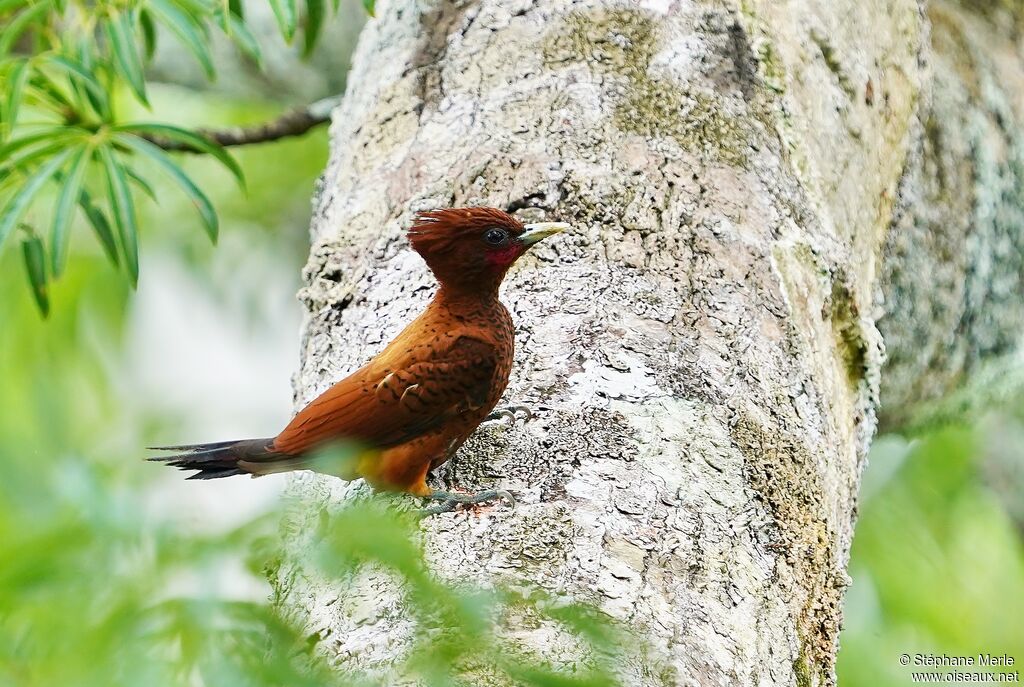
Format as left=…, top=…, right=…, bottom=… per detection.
left=0, top=0, right=372, bottom=314
left=837, top=425, right=1024, bottom=686
left=0, top=80, right=623, bottom=687
left=278, top=495, right=624, bottom=687
left=0, top=466, right=623, bottom=686
left=1, top=5, right=1020, bottom=680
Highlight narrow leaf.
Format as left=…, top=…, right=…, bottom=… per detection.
left=0, top=148, right=73, bottom=250
left=2, top=60, right=29, bottom=132
left=268, top=0, right=297, bottom=42
left=0, top=129, right=81, bottom=180
left=0, top=138, right=85, bottom=191
left=125, top=166, right=157, bottom=201
left=213, top=5, right=229, bottom=32
left=78, top=188, right=120, bottom=267
left=50, top=145, right=90, bottom=276
left=139, top=9, right=158, bottom=61
left=105, top=10, right=149, bottom=106
left=46, top=55, right=111, bottom=119
left=362, top=0, right=374, bottom=17
left=113, top=123, right=244, bottom=186
left=225, top=14, right=261, bottom=65
left=0, top=0, right=32, bottom=12
left=98, top=147, right=139, bottom=286
left=303, top=0, right=325, bottom=57
left=0, top=128, right=71, bottom=157
left=0, top=3, right=49, bottom=56
left=21, top=232, right=49, bottom=316
left=67, top=37, right=111, bottom=119
left=116, top=134, right=218, bottom=243
left=228, top=0, right=243, bottom=17
left=149, top=0, right=215, bottom=79
left=172, top=0, right=216, bottom=14
left=28, top=67, right=76, bottom=112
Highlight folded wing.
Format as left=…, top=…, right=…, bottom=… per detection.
left=272, top=336, right=497, bottom=454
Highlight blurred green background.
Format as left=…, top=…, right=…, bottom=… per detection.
left=0, top=77, right=623, bottom=687
left=838, top=426, right=1024, bottom=684
left=1, top=12, right=1022, bottom=687
left=0, top=83, right=325, bottom=685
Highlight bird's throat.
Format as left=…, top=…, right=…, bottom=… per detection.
left=434, top=284, right=504, bottom=314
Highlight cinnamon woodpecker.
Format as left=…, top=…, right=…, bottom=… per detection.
left=150, top=207, right=567, bottom=505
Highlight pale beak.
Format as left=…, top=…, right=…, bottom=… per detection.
left=519, top=221, right=569, bottom=246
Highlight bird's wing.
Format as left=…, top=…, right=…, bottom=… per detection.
left=272, top=335, right=498, bottom=454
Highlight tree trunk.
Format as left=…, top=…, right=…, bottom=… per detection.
left=272, top=1, right=1023, bottom=685
left=878, top=2, right=1024, bottom=430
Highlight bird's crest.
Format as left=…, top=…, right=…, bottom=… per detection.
left=407, top=207, right=523, bottom=254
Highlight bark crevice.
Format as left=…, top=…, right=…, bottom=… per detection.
left=274, top=1, right=1022, bottom=685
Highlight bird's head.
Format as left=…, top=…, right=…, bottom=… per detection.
left=407, top=207, right=567, bottom=296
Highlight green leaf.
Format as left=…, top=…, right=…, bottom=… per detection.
left=0, top=0, right=33, bottom=12
left=0, top=2, right=49, bottom=56
left=212, top=4, right=229, bottom=31
left=46, top=55, right=111, bottom=120
left=225, top=13, right=261, bottom=65
left=113, top=123, right=244, bottom=186
left=0, top=128, right=79, bottom=176
left=149, top=0, right=215, bottom=79
left=76, top=33, right=94, bottom=70
left=0, top=132, right=85, bottom=190
left=98, top=146, right=139, bottom=286
left=139, top=9, right=158, bottom=61
left=0, top=148, right=73, bottom=250
left=2, top=59, right=29, bottom=133
left=362, top=0, right=374, bottom=17
left=28, top=66, right=76, bottom=112
left=78, top=188, right=120, bottom=267
left=125, top=166, right=157, bottom=201
left=64, top=36, right=111, bottom=119
left=0, top=127, right=71, bottom=156
left=268, top=0, right=297, bottom=42
left=50, top=145, right=90, bottom=277
left=116, top=134, right=218, bottom=243
left=302, top=0, right=325, bottom=57
left=172, top=0, right=217, bottom=15
left=21, top=231, right=49, bottom=317
left=105, top=10, right=149, bottom=106
left=228, top=0, right=243, bottom=17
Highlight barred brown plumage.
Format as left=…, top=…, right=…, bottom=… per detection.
left=149, top=207, right=567, bottom=503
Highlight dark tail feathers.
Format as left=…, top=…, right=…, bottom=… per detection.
left=147, top=438, right=284, bottom=480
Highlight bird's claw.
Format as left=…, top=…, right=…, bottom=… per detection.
left=484, top=405, right=533, bottom=424
left=421, top=489, right=516, bottom=516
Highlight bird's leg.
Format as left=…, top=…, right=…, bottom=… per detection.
left=420, top=489, right=516, bottom=516
left=483, top=405, right=533, bottom=424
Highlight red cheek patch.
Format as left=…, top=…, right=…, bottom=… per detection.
left=486, top=245, right=522, bottom=268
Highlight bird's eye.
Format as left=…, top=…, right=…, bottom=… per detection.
left=483, top=227, right=509, bottom=246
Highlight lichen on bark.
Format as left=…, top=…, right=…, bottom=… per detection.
left=271, top=0, right=1022, bottom=685
left=879, top=1, right=1024, bottom=429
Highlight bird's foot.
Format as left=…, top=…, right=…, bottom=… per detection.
left=484, top=405, right=533, bottom=424
left=421, top=489, right=516, bottom=516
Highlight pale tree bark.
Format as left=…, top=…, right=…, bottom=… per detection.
left=879, top=3, right=1024, bottom=430
left=271, top=1, right=1024, bottom=685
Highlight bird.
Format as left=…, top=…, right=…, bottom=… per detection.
left=149, top=207, right=568, bottom=509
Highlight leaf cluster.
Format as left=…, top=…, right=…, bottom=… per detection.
left=298, top=494, right=627, bottom=686
left=0, top=0, right=369, bottom=315
left=0, top=464, right=626, bottom=686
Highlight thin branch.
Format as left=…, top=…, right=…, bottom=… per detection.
left=146, top=96, right=341, bottom=152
